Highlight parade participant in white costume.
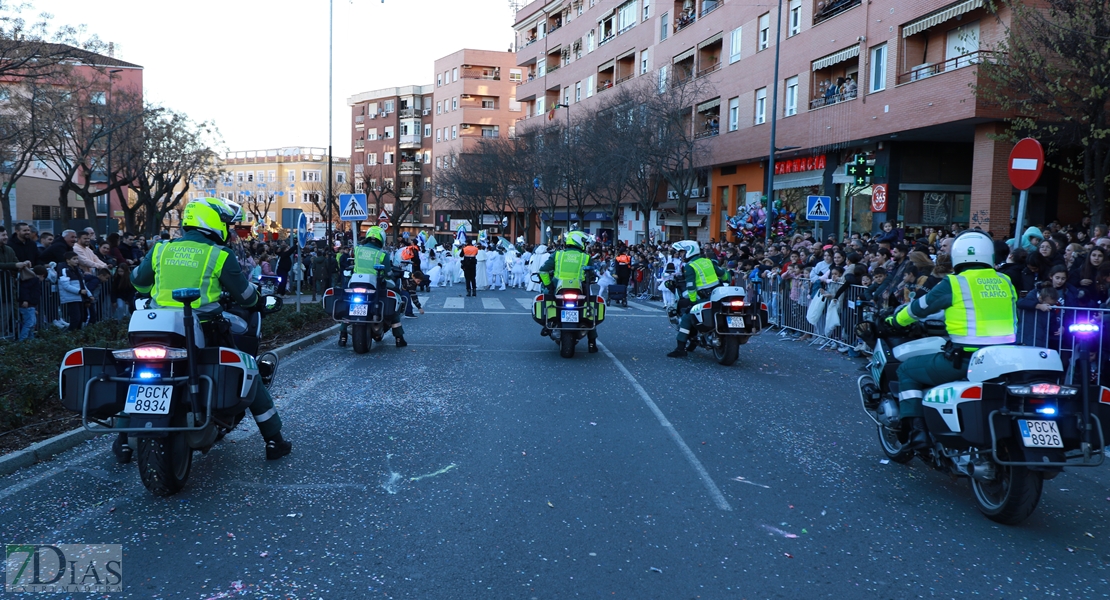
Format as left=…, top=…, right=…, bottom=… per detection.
left=475, top=242, right=488, bottom=289
left=526, top=245, right=549, bottom=292
left=517, top=247, right=532, bottom=289
left=488, top=248, right=507, bottom=290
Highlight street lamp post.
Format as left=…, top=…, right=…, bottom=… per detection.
left=326, top=0, right=334, bottom=248
left=763, top=0, right=784, bottom=251
left=105, top=68, right=123, bottom=236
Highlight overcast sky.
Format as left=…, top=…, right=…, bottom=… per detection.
left=31, top=0, right=514, bottom=154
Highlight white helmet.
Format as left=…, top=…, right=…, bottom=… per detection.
left=950, top=230, right=994, bottom=272
left=672, top=240, right=700, bottom=258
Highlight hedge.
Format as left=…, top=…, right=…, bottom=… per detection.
left=0, top=303, right=329, bottom=432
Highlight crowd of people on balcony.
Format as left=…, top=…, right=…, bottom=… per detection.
left=815, top=0, right=861, bottom=22
left=815, top=75, right=858, bottom=107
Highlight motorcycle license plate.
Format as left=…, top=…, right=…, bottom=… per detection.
left=125, top=384, right=172, bottom=415
left=726, top=316, right=745, bottom=329
left=1018, top=419, right=1063, bottom=448
left=561, top=310, right=579, bottom=323
left=350, top=304, right=369, bottom=317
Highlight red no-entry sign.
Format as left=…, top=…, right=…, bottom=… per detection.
left=1008, top=138, right=1044, bottom=191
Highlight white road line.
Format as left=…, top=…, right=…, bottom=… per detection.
left=443, top=297, right=465, bottom=309
left=515, top=298, right=533, bottom=310
left=482, top=298, right=505, bottom=310
left=596, top=341, right=732, bottom=512
left=627, top=301, right=661, bottom=312
left=0, top=446, right=107, bottom=502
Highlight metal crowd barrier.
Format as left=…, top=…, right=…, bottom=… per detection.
left=745, top=273, right=870, bottom=352
left=1018, top=306, right=1110, bottom=386
left=0, top=271, right=121, bottom=340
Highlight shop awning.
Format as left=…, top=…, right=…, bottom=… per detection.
left=673, top=47, right=695, bottom=63
left=664, top=216, right=705, bottom=227
left=773, top=171, right=823, bottom=189
left=697, top=98, right=721, bottom=112
left=903, top=0, right=984, bottom=38
left=698, top=33, right=723, bottom=49
left=812, top=44, right=860, bottom=71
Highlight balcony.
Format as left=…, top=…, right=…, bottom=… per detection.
left=809, top=86, right=857, bottom=109
left=399, top=108, right=418, bottom=119
left=355, top=115, right=365, bottom=124
left=700, top=0, right=721, bottom=17
left=674, top=13, right=696, bottom=33
left=615, top=73, right=636, bottom=86
left=354, top=140, right=365, bottom=150
left=696, top=61, right=720, bottom=78
left=814, top=0, right=861, bottom=25
left=399, top=134, right=421, bottom=149
left=895, top=50, right=996, bottom=85
left=398, top=162, right=421, bottom=175
left=398, top=187, right=417, bottom=198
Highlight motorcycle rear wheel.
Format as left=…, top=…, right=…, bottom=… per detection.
left=352, top=324, right=371, bottom=354
left=713, top=337, right=740, bottom=366
left=137, top=432, right=193, bottom=497
left=560, top=333, right=576, bottom=358
left=971, top=450, right=1043, bottom=525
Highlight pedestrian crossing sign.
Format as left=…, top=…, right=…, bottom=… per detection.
left=340, top=193, right=368, bottom=221
left=806, top=195, right=831, bottom=222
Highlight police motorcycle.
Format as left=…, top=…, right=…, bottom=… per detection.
left=58, top=287, right=284, bottom=496
left=323, top=264, right=404, bottom=354
left=856, top=306, right=1109, bottom=524
left=531, top=267, right=606, bottom=359
left=662, top=259, right=763, bottom=366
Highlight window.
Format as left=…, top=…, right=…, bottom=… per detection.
left=617, top=0, right=636, bottom=32
left=789, top=0, right=801, bottom=37
left=657, top=65, right=668, bottom=93
left=660, top=12, right=668, bottom=41
left=643, top=0, right=650, bottom=20
left=869, top=44, right=887, bottom=93
left=384, top=100, right=395, bottom=113
left=641, top=52, right=649, bottom=74
left=436, top=128, right=442, bottom=142
left=586, top=75, right=594, bottom=98
left=785, top=76, right=798, bottom=116
left=368, top=153, right=378, bottom=166
left=481, top=125, right=500, bottom=138
left=423, top=203, right=431, bottom=217
left=89, top=91, right=106, bottom=105
left=436, top=157, right=442, bottom=168
left=257, top=171, right=265, bottom=182
left=536, top=97, right=545, bottom=114
left=437, top=74, right=442, bottom=87
left=400, top=123, right=411, bottom=136
left=302, top=170, right=322, bottom=182
left=482, top=99, right=495, bottom=109
left=336, top=171, right=346, bottom=184
left=452, top=97, right=458, bottom=110
left=729, top=27, right=742, bottom=63
left=267, top=170, right=276, bottom=182
left=575, top=81, right=582, bottom=102
left=728, top=96, right=739, bottom=131
left=287, top=171, right=295, bottom=183
left=437, top=101, right=442, bottom=114
left=587, top=30, right=595, bottom=52
left=510, top=68, right=523, bottom=82
left=384, top=152, right=394, bottom=165
left=423, top=151, right=431, bottom=163
left=759, top=14, right=770, bottom=50
left=384, top=126, right=394, bottom=139
left=424, top=124, right=432, bottom=137
left=451, top=125, right=458, bottom=139
left=368, top=128, right=378, bottom=141
left=563, top=87, right=570, bottom=104
left=452, top=67, right=458, bottom=82
left=755, top=87, right=767, bottom=124
left=246, top=172, right=254, bottom=182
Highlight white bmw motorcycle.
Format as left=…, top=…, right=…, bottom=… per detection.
left=857, top=309, right=1108, bottom=524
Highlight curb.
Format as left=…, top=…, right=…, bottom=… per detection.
left=0, top=323, right=340, bottom=479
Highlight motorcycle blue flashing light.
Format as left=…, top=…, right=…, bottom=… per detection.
left=1035, top=406, right=1057, bottom=416
left=138, top=370, right=158, bottom=380
left=1068, top=322, right=1099, bottom=335
left=350, top=295, right=365, bottom=304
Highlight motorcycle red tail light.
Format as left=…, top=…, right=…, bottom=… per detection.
left=134, top=346, right=167, bottom=360
left=728, top=300, right=744, bottom=308
left=1030, top=383, right=1061, bottom=395
left=220, top=349, right=242, bottom=364
left=702, top=302, right=712, bottom=310
left=560, top=293, right=579, bottom=300
left=960, top=386, right=982, bottom=399
left=63, top=349, right=84, bottom=367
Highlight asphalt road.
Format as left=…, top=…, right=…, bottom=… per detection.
left=2, top=285, right=1109, bottom=599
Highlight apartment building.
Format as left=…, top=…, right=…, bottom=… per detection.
left=345, top=86, right=435, bottom=237
left=513, top=0, right=1072, bottom=242
left=431, top=49, right=523, bottom=239
left=212, top=148, right=350, bottom=233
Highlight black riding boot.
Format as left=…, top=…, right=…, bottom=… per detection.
left=264, top=433, right=292, bottom=460
left=667, top=341, right=688, bottom=358
left=905, top=417, right=928, bottom=450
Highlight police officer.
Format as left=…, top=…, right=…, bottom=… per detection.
left=538, top=231, right=598, bottom=353
left=885, top=230, right=1017, bottom=449
left=667, top=240, right=728, bottom=358
left=339, top=226, right=408, bottom=347
left=131, top=198, right=292, bottom=461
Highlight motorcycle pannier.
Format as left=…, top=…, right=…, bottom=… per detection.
left=59, top=348, right=127, bottom=419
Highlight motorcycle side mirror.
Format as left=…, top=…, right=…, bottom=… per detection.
left=530, top=273, right=543, bottom=283
left=133, top=297, right=151, bottom=310
left=262, top=295, right=283, bottom=315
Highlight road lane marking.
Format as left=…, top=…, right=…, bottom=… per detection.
left=596, top=341, right=732, bottom=511
left=481, top=298, right=505, bottom=310
left=515, top=298, right=533, bottom=310
left=627, top=301, right=661, bottom=312
left=443, top=297, right=465, bottom=309
left=0, top=446, right=107, bottom=502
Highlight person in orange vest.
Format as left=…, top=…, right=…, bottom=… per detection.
left=461, top=241, right=479, bottom=296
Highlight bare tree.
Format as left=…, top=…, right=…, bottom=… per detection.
left=0, top=2, right=106, bottom=83
left=977, top=1, right=1110, bottom=226
left=0, top=79, right=51, bottom=227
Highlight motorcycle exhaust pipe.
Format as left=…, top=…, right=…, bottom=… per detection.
left=968, top=460, right=997, bottom=482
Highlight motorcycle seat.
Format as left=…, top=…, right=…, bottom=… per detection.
left=891, top=337, right=946, bottom=362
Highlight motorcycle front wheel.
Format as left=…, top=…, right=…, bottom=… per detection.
left=352, top=323, right=371, bottom=354
left=713, top=336, right=739, bottom=366
left=877, top=425, right=913, bottom=464
left=137, top=432, right=193, bottom=497
left=970, top=450, right=1043, bottom=525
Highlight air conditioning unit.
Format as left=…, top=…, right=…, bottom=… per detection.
left=369, top=114, right=376, bottom=119
left=423, top=109, right=431, bottom=116
left=667, top=191, right=679, bottom=200
left=380, top=112, right=387, bottom=118
left=700, top=187, right=709, bottom=197
left=909, top=63, right=934, bottom=82
left=689, top=188, right=701, bottom=199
